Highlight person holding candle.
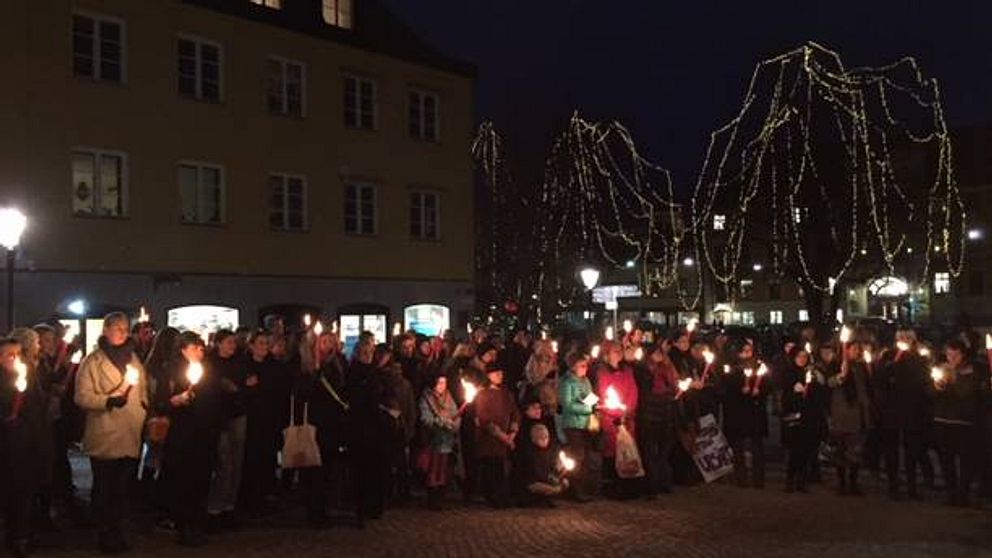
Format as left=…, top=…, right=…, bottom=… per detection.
left=779, top=345, right=827, bottom=493
left=418, top=373, right=463, bottom=509
left=594, top=341, right=639, bottom=499
left=514, top=423, right=569, bottom=507
left=636, top=342, right=679, bottom=497
left=826, top=340, right=873, bottom=496
left=872, top=328, right=931, bottom=500
left=721, top=339, right=770, bottom=489
left=558, top=353, right=598, bottom=502
left=156, top=331, right=221, bottom=547
left=241, top=330, right=281, bottom=518
left=73, top=313, right=148, bottom=554
left=473, top=365, right=520, bottom=508
left=1, top=336, right=52, bottom=557
left=205, top=330, right=250, bottom=529
left=931, top=339, right=983, bottom=507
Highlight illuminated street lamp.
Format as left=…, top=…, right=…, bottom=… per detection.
left=579, top=267, right=601, bottom=291
left=0, top=208, right=27, bottom=332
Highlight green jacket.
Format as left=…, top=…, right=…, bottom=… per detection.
left=558, top=373, right=594, bottom=430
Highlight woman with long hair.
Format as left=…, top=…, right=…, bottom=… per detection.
left=417, top=374, right=463, bottom=509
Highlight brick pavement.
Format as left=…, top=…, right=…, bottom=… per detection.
left=33, top=469, right=992, bottom=558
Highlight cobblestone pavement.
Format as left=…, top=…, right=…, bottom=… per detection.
left=34, top=468, right=992, bottom=558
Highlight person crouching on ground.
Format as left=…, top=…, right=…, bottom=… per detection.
left=515, top=424, right=568, bottom=507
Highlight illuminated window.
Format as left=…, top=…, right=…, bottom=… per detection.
left=934, top=272, right=951, bottom=294
left=798, top=309, right=809, bottom=322
left=250, top=0, right=281, bottom=8
left=409, top=89, right=439, bottom=141
left=322, top=0, right=352, bottom=28
left=167, top=305, right=239, bottom=335
left=741, top=312, right=755, bottom=325
left=344, top=75, right=377, bottom=130
left=713, top=214, right=726, bottom=231
left=739, top=279, right=753, bottom=299
left=178, top=163, right=224, bottom=224
left=404, top=304, right=450, bottom=336
left=769, top=310, right=783, bottom=324
left=72, top=149, right=127, bottom=217
left=73, top=12, right=124, bottom=82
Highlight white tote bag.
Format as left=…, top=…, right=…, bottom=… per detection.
left=282, top=397, right=322, bottom=469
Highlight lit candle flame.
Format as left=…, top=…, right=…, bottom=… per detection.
left=863, top=350, right=872, bottom=364
left=804, top=342, right=813, bottom=355
left=703, top=349, right=715, bottom=365
left=125, top=364, right=140, bottom=386
left=605, top=326, right=615, bottom=341
left=840, top=325, right=851, bottom=344
left=186, top=361, right=204, bottom=386
left=930, top=366, right=944, bottom=383
left=604, top=385, right=626, bottom=411
left=559, top=450, right=576, bottom=472
left=138, top=306, right=150, bottom=323
left=723, top=364, right=731, bottom=374
left=393, top=322, right=402, bottom=337
left=744, top=367, right=754, bottom=378
left=331, top=321, right=338, bottom=334
left=303, top=314, right=312, bottom=327
left=13, top=357, right=28, bottom=392
left=896, top=341, right=910, bottom=352
left=634, top=346, right=644, bottom=361
left=687, top=319, right=698, bottom=333
left=590, top=344, right=601, bottom=359
left=678, top=377, right=692, bottom=392
left=461, top=379, right=479, bottom=404
left=313, top=321, right=323, bottom=336
left=918, top=347, right=931, bottom=358
left=552, top=340, right=559, bottom=354
left=757, top=363, right=769, bottom=377
left=805, top=370, right=813, bottom=385
left=622, top=319, right=633, bottom=334
left=986, top=333, right=992, bottom=350
left=541, top=330, right=548, bottom=341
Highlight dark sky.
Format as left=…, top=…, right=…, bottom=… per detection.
left=384, top=1, right=992, bottom=193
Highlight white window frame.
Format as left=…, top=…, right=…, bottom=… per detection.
left=71, top=147, right=129, bottom=218
left=769, top=310, right=783, bottom=324
left=343, top=73, right=378, bottom=130
left=269, top=173, right=308, bottom=231
left=934, top=272, right=951, bottom=295
left=267, top=56, right=307, bottom=117
left=798, top=309, right=809, bottom=322
left=409, top=88, right=440, bottom=142
left=177, top=161, right=226, bottom=225
left=177, top=34, right=223, bottom=102
left=344, top=182, right=378, bottom=236
left=410, top=190, right=441, bottom=241
left=713, top=214, right=726, bottom=231
left=322, top=0, right=353, bottom=28
left=71, top=10, right=127, bottom=83
left=250, top=0, right=282, bottom=8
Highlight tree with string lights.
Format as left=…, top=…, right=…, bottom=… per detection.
left=691, top=42, right=966, bottom=326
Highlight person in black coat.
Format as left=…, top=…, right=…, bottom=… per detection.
left=241, top=330, right=282, bottom=517
left=932, top=339, right=985, bottom=506
left=1, top=337, right=53, bottom=557
left=721, top=339, right=772, bottom=489
left=779, top=345, right=828, bottom=492
left=157, top=332, right=223, bottom=547
left=872, top=329, right=931, bottom=500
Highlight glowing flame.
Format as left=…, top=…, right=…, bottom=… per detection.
left=303, top=314, right=312, bottom=327
left=70, top=351, right=82, bottom=365
left=62, top=324, right=75, bottom=344
left=13, top=357, right=27, bottom=392
left=622, top=319, right=633, bottom=334
left=461, top=379, right=479, bottom=404
left=393, top=322, right=402, bottom=337
left=590, top=344, right=601, bottom=359
left=804, top=342, right=813, bottom=355
left=930, top=366, right=944, bottom=383
left=313, top=321, right=323, bottom=336
left=138, top=306, right=150, bottom=323
left=186, top=361, right=204, bottom=386
left=805, top=370, right=813, bottom=385
left=757, top=363, right=769, bottom=377
left=703, top=349, right=715, bottom=365
left=604, top=385, right=626, bottom=411
left=918, top=347, right=931, bottom=358
left=896, top=341, right=910, bottom=352
left=678, top=377, right=692, bottom=392
left=559, top=450, right=576, bottom=472
left=723, top=364, right=731, bottom=374
left=605, top=326, right=615, bottom=341
left=634, top=347, right=644, bottom=361
left=687, top=319, right=698, bottom=333
left=863, top=350, right=872, bottom=364
left=744, top=367, right=754, bottom=378
left=552, top=340, right=559, bottom=353
left=541, top=330, right=548, bottom=341
left=331, top=321, right=338, bottom=334
left=125, top=365, right=140, bottom=386
left=840, top=325, right=851, bottom=344
left=986, top=333, right=992, bottom=350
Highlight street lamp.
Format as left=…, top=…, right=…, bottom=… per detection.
left=0, top=208, right=27, bottom=332
left=968, top=228, right=983, bottom=241
left=682, top=257, right=695, bottom=267
left=579, top=267, right=601, bottom=291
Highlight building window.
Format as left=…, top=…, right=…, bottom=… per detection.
left=739, top=279, right=753, bottom=299
left=344, top=75, right=377, bottom=130
left=72, top=149, right=127, bottom=217
left=178, top=163, right=224, bottom=225
left=769, top=310, right=783, bottom=324
left=322, top=0, right=352, bottom=28
left=741, top=311, right=755, bottom=326
left=267, top=58, right=305, bottom=117
left=344, top=183, right=376, bottom=235
left=409, top=90, right=439, bottom=141
left=934, top=272, right=951, bottom=295
left=410, top=191, right=440, bottom=240
left=713, top=214, right=726, bottom=231
left=178, top=37, right=221, bottom=102
left=798, top=309, right=809, bottom=322
left=250, top=0, right=281, bottom=8
left=269, top=174, right=307, bottom=231
left=768, top=282, right=781, bottom=300
left=970, top=271, right=984, bottom=296
left=72, top=12, right=124, bottom=82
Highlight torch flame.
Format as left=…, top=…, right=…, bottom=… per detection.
left=678, top=377, right=692, bottom=392
left=634, top=347, right=644, bottom=361
left=863, top=350, right=873, bottom=364
left=461, top=379, right=479, bottom=404
left=604, top=385, right=626, bottom=411
left=138, top=306, right=150, bottom=323
left=840, top=325, right=851, bottom=344
left=622, top=319, right=633, bottom=334
left=896, top=341, right=910, bottom=352
left=703, top=349, right=715, bottom=365
left=559, top=450, right=576, bottom=472
left=303, top=314, right=312, bottom=327
left=125, top=364, right=140, bottom=386
left=13, top=357, right=28, bottom=392
left=186, top=361, right=204, bottom=386
left=590, top=344, right=601, bottom=359
left=313, top=321, right=323, bottom=336
left=930, top=366, right=944, bottom=383
left=605, top=326, right=615, bottom=341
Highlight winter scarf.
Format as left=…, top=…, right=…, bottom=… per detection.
left=98, top=336, right=136, bottom=374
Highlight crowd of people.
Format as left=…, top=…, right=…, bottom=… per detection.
left=1, top=312, right=991, bottom=556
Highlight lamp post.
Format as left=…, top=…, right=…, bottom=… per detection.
left=0, top=208, right=27, bottom=332
left=579, top=266, right=601, bottom=333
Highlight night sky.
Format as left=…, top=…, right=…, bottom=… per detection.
left=385, top=0, right=992, bottom=194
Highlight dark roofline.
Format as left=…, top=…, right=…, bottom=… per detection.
left=181, top=0, right=476, bottom=78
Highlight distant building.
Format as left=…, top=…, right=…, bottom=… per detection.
left=0, top=0, right=475, bottom=346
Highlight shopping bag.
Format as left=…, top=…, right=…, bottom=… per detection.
left=282, top=398, right=322, bottom=469
left=614, top=424, right=645, bottom=479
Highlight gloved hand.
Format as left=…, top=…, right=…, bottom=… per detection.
left=106, top=395, right=128, bottom=409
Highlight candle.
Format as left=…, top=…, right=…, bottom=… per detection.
left=541, top=330, right=548, bottom=341
left=687, top=319, right=698, bottom=333
left=138, top=306, right=150, bottom=323
left=392, top=322, right=402, bottom=337
left=804, top=342, right=813, bottom=355
left=13, top=357, right=27, bottom=393
left=986, top=333, right=992, bottom=350
left=757, top=363, right=769, bottom=377
left=552, top=340, right=559, bottom=354
left=590, top=344, right=601, bottom=359
left=930, top=366, right=944, bottom=383
left=703, top=349, right=715, bottom=365
left=622, top=319, right=633, bottom=334
left=559, top=450, right=576, bottom=472
left=863, top=350, right=872, bottom=364
left=313, top=321, right=323, bottom=336
left=461, top=379, right=479, bottom=404
left=918, top=347, right=931, bottom=358
left=303, top=314, right=312, bottom=328
left=723, top=364, right=731, bottom=374
left=604, top=385, right=626, bottom=410
left=467, top=323, right=474, bottom=336
left=605, top=326, right=615, bottom=341
left=896, top=341, right=910, bottom=352
left=805, top=370, right=813, bottom=385
left=125, top=364, right=140, bottom=386
left=331, top=320, right=338, bottom=334
left=744, top=367, right=754, bottom=378
left=186, top=361, right=204, bottom=387
left=839, top=325, right=852, bottom=344
left=634, top=346, right=644, bottom=361
left=677, top=377, right=692, bottom=392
